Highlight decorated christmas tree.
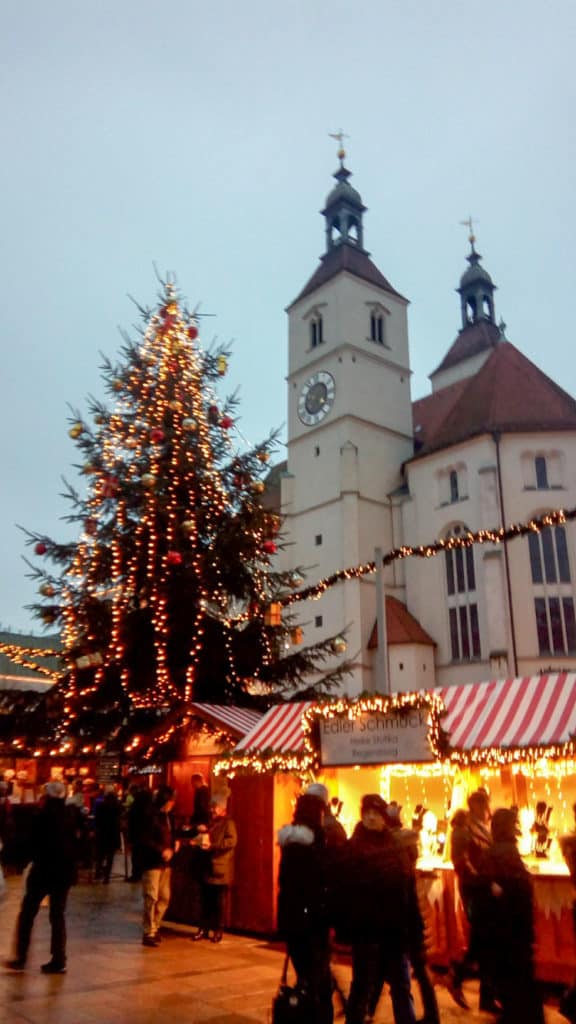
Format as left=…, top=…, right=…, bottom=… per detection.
left=20, top=279, right=350, bottom=754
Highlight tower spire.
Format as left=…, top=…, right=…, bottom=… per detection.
left=457, top=218, right=497, bottom=327
left=322, top=134, right=367, bottom=253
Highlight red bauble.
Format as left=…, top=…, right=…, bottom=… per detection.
left=208, top=404, right=219, bottom=424
left=233, top=474, right=244, bottom=488
left=262, top=540, right=277, bottom=555
left=35, top=542, right=47, bottom=556
left=188, top=324, right=199, bottom=340
left=150, top=428, right=165, bottom=444
left=220, top=415, right=234, bottom=430
left=84, top=518, right=98, bottom=536
left=166, top=550, right=183, bottom=566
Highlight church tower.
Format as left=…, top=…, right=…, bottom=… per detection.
left=280, top=148, right=414, bottom=696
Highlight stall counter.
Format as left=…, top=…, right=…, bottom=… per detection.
left=417, top=861, right=576, bottom=984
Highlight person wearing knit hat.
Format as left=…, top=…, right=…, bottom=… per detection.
left=334, top=794, right=417, bottom=1024
left=305, top=783, right=347, bottom=847
left=192, top=792, right=237, bottom=943
left=44, top=780, right=66, bottom=800
left=305, top=782, right=329, bottom=805
left=6, top=781, right=80, bottom=973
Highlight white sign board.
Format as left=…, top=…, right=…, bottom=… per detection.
left=318, top=709, right=433, bottom=766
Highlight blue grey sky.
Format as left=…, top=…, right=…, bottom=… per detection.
left=1, top=0, right=575, bottom=633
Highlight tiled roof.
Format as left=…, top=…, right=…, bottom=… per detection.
left=411, top=341, right=576, bottom=459
left=367, top=596, right=436, bottom=649
left=431, top=319, right=501, bottom=377
left=287, top=243, right=406, bottom=309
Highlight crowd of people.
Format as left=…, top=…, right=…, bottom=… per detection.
left=3, top=770, right=575, bottom=1024
left=276, top=784, right=551, bottom=1024
left=0, top=772, right=237, bottom=973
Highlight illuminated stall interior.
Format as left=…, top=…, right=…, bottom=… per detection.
left=217, top=674, right=576, bottom=874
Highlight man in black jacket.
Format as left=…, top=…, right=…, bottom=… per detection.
left=337, top=794, right=417, bottom=1024
left=140, top=785, right=176, bottom=947
left=6, top=780, right=80, bottom=974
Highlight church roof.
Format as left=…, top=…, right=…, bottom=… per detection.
left=367, top=595, right=436, bottom=649
left=412, top=341, right=576, bottom=458
left=287, top=243, right=406, bottom=309
left=431, top=319, right=501, bottom=377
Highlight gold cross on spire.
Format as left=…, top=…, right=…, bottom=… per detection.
left=459, top=215, right=478, bottom=248
left=329, top=130, right=349, bottom=162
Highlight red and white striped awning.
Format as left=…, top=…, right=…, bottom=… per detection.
left=438, top=673, right=576, bottom=750
left=232, top=673, right=576, bottom=755
left=190, top=703, right=263, bottom=738
left=234, top=701, right=312, bottom=752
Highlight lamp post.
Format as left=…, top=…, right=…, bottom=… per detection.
left=374, top=546, right=389, bottom=694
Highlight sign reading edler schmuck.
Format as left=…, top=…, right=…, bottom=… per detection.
left=319, top=709, right=433, bottom=766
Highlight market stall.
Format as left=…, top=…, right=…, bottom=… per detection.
left=215, top=673, right=576, bottom=981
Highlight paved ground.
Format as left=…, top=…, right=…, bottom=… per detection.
left=0, top=869, right=569, bottom=1023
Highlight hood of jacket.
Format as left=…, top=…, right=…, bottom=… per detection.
left=277, top=823, right=315, bottom=848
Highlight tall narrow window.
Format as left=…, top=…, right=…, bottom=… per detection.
left=370, top=312, right=384, bottom=344
left=445, top=525, right=481, bottom=661
left=535, top=456, right=549, bottom=489
left=529, top=524, right=575, bottom=654
left=310, top=316, right=323, bottom=348
left=449, top=470, right=459, bottom=503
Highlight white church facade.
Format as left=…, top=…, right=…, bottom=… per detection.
left=279, top=153, right=576, bottom=696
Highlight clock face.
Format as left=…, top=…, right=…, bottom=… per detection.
left=298, top=371, right=336, bottom=426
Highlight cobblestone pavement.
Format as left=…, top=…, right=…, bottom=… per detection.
left=0, top=871, right=569, bottom=1023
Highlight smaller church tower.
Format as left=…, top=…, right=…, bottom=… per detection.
left=430, top=230, right=503, bottom=393
left=280, top=148, right=414, bottom=696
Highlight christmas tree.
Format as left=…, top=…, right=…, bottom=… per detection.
left=22, top=279, right=350, bottom=754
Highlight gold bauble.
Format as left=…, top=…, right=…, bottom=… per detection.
left=68, top=422, right=84, bottom=440
left=257, top=451, right=270, bottom=463
left=182, top=417, right=198, bottom=432
left=217, top=355, right=228, bottom=375
left=331, top=636, right=347, bottom=655
left=141, top=473, right=157, bottom=489
left=40, top=583, right=55, bottom=598
left=168, top=399, right=181, bottom=412
left=251, top=481, right=265, bottom=495
left=181, top=519, right=195, bottom=535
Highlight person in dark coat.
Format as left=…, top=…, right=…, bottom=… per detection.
left=448, top=791, right=497, bottom=1012
left=277, top=792, right=334, bottom=1024
left=190, top=772, right=211, bottom=833
left=140, top=785, right=176, bottom=947
left=126, top=785, right=152, bottom=882
left=192, top=793, right=237, bottom=943
left=383, top=804, right=440, bottom=1024
left=93, top=786, right=121, bottom=883
left=559, top=813, right=576, bottom=1023
left=337, top=794, right=416, bottom=1024
left=6, top=781, right=80, bottom=973
left=480, top=808, right=545, bottom=1024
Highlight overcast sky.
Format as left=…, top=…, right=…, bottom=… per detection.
left=1, top=0, right=575, bottom=634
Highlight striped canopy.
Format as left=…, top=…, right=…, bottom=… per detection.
left=190, top=703, right=263, bottom=738
left=233, top=673, right=576, bottom=755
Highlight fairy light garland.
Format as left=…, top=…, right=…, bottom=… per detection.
left=214, top=690, right=576, bottom=776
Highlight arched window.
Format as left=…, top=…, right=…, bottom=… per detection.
left=445, top=524, right=481, bottom=661
left=529, top=524, right=576, bottom=654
